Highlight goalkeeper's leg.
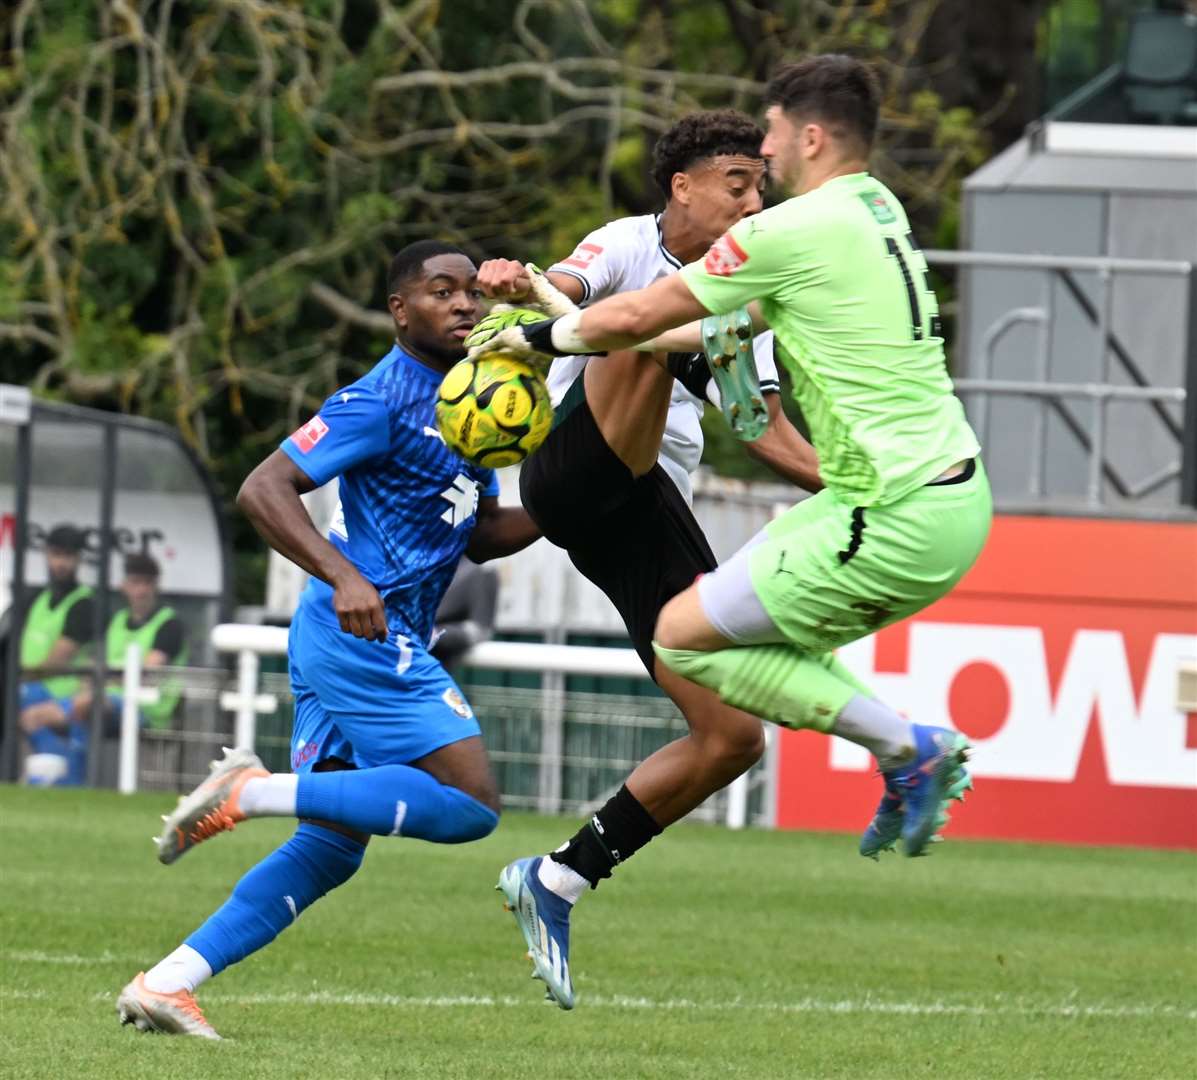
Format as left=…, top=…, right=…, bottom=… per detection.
left=653, top=481, right=990, bottom=856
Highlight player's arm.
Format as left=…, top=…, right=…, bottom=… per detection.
left=744, top=394, right=822, bottom=491
left=143, top=617, right=185, bottom=669
left=466, top=496, right=541, bottom=562
left=468, top=273, right=711, bottom=362
left=238, top=451, right=388, bottom=642
left=43, top=635, right=83, bottom=668
left=631, top=301, right=770, bottom=354
left=476, top=259, right=586, bottom=308
left=470, top=218, right=781, bottom=361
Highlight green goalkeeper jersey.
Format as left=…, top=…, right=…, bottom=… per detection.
left=680, top=172, right=979, bottom=506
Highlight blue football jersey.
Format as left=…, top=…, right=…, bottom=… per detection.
left=280, top=344, right=498, bottom=641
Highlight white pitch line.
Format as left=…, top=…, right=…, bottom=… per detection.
left=4, top=954, right=1194, bottom=1022
left=190, top=991, right=1197, bottom=1021
left=4, top=949, right=141, bottom=966
left=0, top=988, right=1182, bottom=1023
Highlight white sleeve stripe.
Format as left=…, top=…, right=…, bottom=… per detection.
left=759, top=381, right=781, bottom=393
left=545, top=267, right=592, bottom=304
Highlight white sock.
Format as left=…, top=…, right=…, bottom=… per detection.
left=831, top=695, right=916, bottom=771
left=143, top=944, right=213, bottom=995
left=537, top=855, right=589, bottom=906
left=237, top=774, right=299, bottom=817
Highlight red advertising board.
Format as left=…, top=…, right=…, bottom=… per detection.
left=774, top=516, right=1197, bottom=850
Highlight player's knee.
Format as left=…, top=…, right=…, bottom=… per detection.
left=653, top=595, right=688, bottom=650
left=462, top=775, right=501, bottom=819
left=697, top=714, right=766, bottom=770
left=441, top=788, right=500, bottom=843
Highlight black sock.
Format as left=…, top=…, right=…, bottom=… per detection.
left=550, top=785, right=663, bottom=889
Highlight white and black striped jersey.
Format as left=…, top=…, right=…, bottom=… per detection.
left=547, top=213, right=780, bottom=505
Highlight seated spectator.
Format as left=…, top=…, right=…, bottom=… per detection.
left=18, top=525, right=96, bottom=770
left=430, top=558, right=499, bottom=670
left=20, top=553, right=187, bottom=786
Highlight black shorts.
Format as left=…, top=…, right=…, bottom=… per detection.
left=520, top=383, right=717, bottom=676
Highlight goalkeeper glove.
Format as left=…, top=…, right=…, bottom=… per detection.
left=523, top=264, right=578, bottom=317
left=463, top=306, right=547, bottom=351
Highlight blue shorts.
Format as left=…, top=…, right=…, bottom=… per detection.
left=287, top=598, right=481, bottom=774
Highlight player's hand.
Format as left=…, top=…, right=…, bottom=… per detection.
left=463, top=306, right=546, bottom=352
left=331, top=571, right=389, bottom=642
left=477, top=258, right=532, bottom=301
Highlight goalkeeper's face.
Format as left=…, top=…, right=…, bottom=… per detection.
left=389, top=254, right=487, bottom=369
left=679, top=155, right=766, bottom=246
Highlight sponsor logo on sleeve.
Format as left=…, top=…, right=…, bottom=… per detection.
left=560, top=242, right=603, bottom=271
left=442, top=687, right=474, bottom=719
left=290, top=415, right=329, bottom=454
left=704, top=232, right=749, bottom=277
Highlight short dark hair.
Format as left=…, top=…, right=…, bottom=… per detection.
left=764, top=55, right=882, bottom=152
left=46, top=524, right=84, bottom=553
left=387, top=240, right=470, bottom=296
left=124, top=552, right=160, bottom=579
left=650, top=109, right=765, bottom=197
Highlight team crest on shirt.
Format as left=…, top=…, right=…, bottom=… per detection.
left=860, top=191, right=897, bottom=224
left=442, top=688, right=473, bottom=719
left=704, top=232, right=749, bottom=276
left=291, top=415, right=329, bottom=453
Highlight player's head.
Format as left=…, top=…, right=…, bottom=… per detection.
left=651, top=110, right=766, bottom=243
left=386, top=240, right=485, bottom=370
left=762, top=54, right=880, bottom=193
left=44, top=524, right=84, bottom=585
left=121, top=552, right=161, bottom=617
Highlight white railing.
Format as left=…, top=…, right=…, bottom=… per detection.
left=113, top=623, right=771, bottom=828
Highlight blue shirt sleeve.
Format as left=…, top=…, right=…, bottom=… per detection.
left=482, top=470, right=499, bottom=498
left=280, top=387, right=391, bottom=487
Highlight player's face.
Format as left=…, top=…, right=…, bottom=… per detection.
left=121, top=573, right=158, bottom=617
left=390, top=254, right=486, bottom=369
left=681, top=155, right=766, bottom=243
left=761, top=106, right=807, bottom=193
left=45, top=547, right=80, bottom=585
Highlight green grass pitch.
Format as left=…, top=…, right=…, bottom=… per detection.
left=1, top=785, right=1194, bottom=1079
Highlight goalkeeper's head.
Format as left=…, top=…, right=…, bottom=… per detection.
left=650, top=110, right=766, bottom=254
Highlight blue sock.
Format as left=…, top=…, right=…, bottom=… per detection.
left=296, top=765, right=499, bottom=842
left=185, top=822, right=365, bottom=976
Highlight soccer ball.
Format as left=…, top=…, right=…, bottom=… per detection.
left=435, top=351, right=554, bottom=468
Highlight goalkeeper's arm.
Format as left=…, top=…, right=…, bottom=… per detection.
left=631, top=302, right=769, bottom=354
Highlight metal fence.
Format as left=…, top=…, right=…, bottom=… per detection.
left=925, top=249, right=1196, bottom=514
left=72, top=630, right=774, bottom=830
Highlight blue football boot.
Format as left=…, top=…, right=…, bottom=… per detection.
left=497, top=856, right=575, bottom=1010
left=865, top=725, right=972, bottom=858
left=859, top=778, right=904, bottom=860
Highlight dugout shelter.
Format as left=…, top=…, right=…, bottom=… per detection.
left=0, top=387, right=232, bottom=785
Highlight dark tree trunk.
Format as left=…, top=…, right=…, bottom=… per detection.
left=919, top=0, right=1050, bottom=154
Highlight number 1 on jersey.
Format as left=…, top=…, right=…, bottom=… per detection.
left=885, top=233, right=942, bottom=342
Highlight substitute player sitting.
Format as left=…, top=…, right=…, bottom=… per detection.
left=116, top=241, right=539, bottom=1039
left=474, top=111, right=819, bottom=1010
left=472, top=55, right=989, bottom=1003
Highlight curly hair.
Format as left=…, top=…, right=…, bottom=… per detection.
left=650, top=109, right=765, bottom=198
left=764, top=55, right=881, bottom=151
